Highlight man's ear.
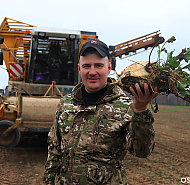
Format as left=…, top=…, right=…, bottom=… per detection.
left=108, top=62, right=111, bottom=74
left=78, top=63, right=81, bottom=75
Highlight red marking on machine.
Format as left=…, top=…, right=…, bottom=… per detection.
left=91, top=40, right=97, bottom=44
left=9, top=63, right=23, bottom=78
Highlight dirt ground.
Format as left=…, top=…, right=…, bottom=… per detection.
left=0, top=105, right=190, bottom=185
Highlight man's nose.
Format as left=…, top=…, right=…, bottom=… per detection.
left=89, top=66, right=96, bottom=75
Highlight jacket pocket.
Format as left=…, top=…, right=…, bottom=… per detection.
left=85, top=164, right=113, bottom=184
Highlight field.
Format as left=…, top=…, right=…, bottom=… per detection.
left=0, top=105, right=190, bottom=185
left=126, top=105, right=190, bottom=185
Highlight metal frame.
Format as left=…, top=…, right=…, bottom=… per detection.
left=0, top=17, right=35, bottom=82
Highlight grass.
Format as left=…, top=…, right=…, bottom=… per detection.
left=151, top=104, right=190, bottom=109
left=149, top=104, right=190, bottom=113
left=157, top=109, right=190, bottom=113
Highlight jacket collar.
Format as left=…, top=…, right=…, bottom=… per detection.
left=71, top=78, right=124, bottom=106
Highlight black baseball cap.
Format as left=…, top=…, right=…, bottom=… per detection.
left=79, top=39, right=110, bottom=59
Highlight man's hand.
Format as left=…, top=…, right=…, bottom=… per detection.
left=130, top=83, right=158, bottom=113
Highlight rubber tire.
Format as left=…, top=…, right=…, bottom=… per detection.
left=0, top=120, right=21, bottom=148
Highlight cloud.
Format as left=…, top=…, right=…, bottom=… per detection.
left=0, top=0, right=190, bottom=88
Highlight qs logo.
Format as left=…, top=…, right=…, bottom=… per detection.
left=181, top=177, right=190, bottom=184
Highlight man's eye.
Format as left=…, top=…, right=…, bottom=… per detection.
left=83, top=65, right=90, bottom=68
left=97, top=64, right=104, bottom=68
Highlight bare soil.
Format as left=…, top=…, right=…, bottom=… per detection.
left=0, top=105, right=190, bottom=185
left=126, top=105, right=190, bottom=185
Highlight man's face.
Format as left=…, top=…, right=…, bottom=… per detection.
left=78, top=53, right=111, bottom=93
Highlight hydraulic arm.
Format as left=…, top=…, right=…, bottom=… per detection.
left=110, top=30, right=164, bottom=59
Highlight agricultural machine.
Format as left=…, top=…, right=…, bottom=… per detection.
left=0, top=17, right=164, bottom=148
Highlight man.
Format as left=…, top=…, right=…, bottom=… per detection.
left=44, top=39, right=158, bottom=185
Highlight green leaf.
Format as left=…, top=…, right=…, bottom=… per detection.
left=177, top=80, right=185, bottom=90
left=166, top=50, right=179, bottom=69
left=183, top=76, right=190, bottom=86
left=172, top=60, right=180, bottom=69
left=184, top=48, right=190, bottom=62
left=166, top=50, right=174, bottom=65
left=188, top=77, right=190, bottom=86
left=181, top=77, right=190, bottom=88
left=179, top=90, right=187, bottom=98
left=179, top=89, right=190, bottom=98
left=166, top=36, right=176, bottom=43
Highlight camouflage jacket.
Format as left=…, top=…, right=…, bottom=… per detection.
left=44, top=83, right=155, bottom=185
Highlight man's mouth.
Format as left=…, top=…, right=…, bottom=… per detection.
left=88, top=77, right=98, bottom=82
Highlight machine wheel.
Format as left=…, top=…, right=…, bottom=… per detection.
left=0, top=120, right=21, bottom=148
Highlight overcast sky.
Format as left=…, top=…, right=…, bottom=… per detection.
left=0, top=0, right=190, bottom=89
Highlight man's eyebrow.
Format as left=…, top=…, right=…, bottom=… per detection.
left=81, top=62, right=104, bottom=67
left=95, top=63, right=104, bottom=66
left=82, top=63, right=90, bottom=67
left=82, top=63, right=90, bottom=65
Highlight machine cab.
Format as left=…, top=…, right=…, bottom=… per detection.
left=27, top=27, right=81, bottom=85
